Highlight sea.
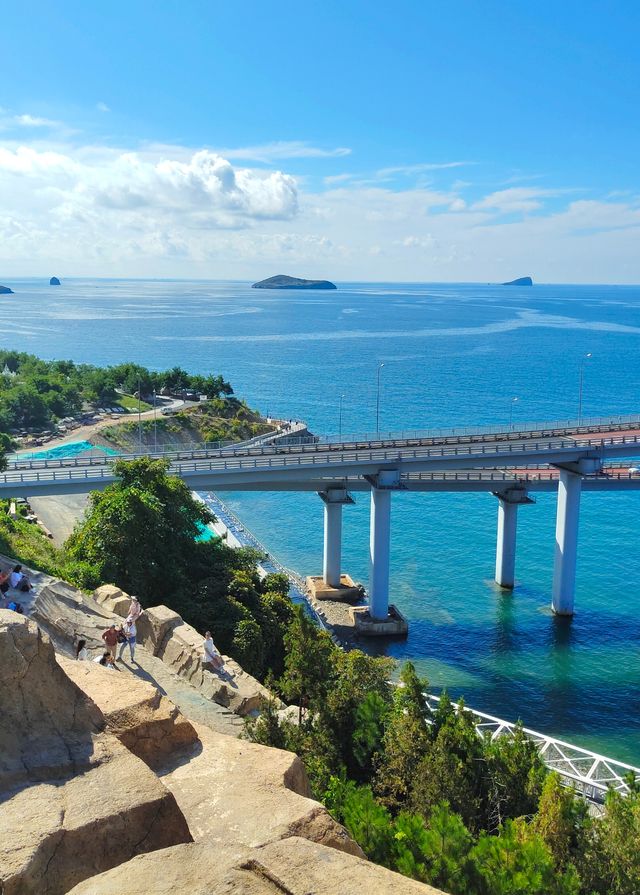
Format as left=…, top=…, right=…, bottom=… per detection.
left=2, top=277, right=640, bottom=763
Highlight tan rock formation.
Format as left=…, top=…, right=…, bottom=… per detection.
left=0, top=612, right=192, bottom=895
left=149, top=608, right=279, bottom=715
left=67, top=836, right=445, bottom=894
left=158, top=723, right=363, bottom=857
left=31, top=579, right=114, bottom=656
left=93, top=583, right=131, bottom=617
left=59, top=655, right=199, bottom=769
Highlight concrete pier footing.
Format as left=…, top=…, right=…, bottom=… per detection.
left=552, top=469, right=582, bottom=615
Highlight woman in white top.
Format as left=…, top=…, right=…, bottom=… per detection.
left=76, top=639, right=88, bottom=660
left=10, top=564, right=31, bottom=591
left=202, top=632, right=223, bottom=670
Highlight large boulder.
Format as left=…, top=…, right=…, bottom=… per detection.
left=59, top=655, right=199, bottom=769
left=31, top=580, right=114, bottom=655
left=0, top=612, right=192, bottom=895
left=135, top=603, right=182, bottom=653
left=93, top=584, right=131, bottom=617
left=153, top=615, right=278, bottom=715
left=68, top=836, right=445, bottom=894
left=158, top=723, right=362, bottom=857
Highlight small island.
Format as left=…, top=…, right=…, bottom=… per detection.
left=50, top=277, right=61, bottom=286
left=502, top=276, right=533, bottom=286
left=252, top=274, right=336, bottom=290
left=0, top=285, right=14, bottom=295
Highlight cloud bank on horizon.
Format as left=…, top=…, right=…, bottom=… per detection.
left=0, top=114, right=639, bottom=284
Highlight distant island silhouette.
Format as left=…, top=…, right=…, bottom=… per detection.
left=50, top=276, right=61, bottom=286
left=501, top=276, right=533, bottom=286
left=252, top=274, right=337, bottom=290
left=0, top=285, right=13, bottom=295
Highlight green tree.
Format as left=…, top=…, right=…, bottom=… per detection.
left=374, top=662, right=433, bottom=810
left=484, top=725, right=547, bottom=831
left=278, top=605, right=335, bottom=720
left=532, top=773, right=588, bottom=872
left=66, top=456, right=217, bottom=602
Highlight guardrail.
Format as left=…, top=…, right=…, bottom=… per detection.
left=424, top=695, right=640, bottom=804
left=3, top=433, right=640, bottom=489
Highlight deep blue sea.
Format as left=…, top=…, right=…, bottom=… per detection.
left=2, top=277, right=640, bottom=762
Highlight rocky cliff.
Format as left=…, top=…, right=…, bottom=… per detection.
left=0, top=562, right=446, bottom=895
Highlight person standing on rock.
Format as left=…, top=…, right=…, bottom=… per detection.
left=115, top=624, right=128, bottom=661
left=101, top=624, right=119, bottom=659
left=126, top=597, right=143, bottom=625
left=124, top=619, right=137, bottom=662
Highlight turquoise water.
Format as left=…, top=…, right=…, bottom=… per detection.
left=17, top=441, right=119, bottom=461
left=2, top=277, right=640, bottom=761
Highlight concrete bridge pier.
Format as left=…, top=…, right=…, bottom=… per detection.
left=320, top=488, right=352, bottom=587
left=369, top=485, right=392, bottom=619
left=551, top=458, right=601, bottom=615
left=493, top=487, right=534, bottom=589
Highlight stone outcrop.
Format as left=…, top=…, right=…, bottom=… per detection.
left=93, top=583, right=133, bottom=617
left=68, top=836, right=444, bottom=894
left=59, top=655, right=199, bottom=769
left=0, top=612, right=192, bottom=895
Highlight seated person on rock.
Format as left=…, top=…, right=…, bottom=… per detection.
left=202, top=631, right=224, bottom=671
left=76, top=638, right=89, bottom=660
left=10, top=564, right=32, bottom=592
left=94, top=651, right=116, bottom=669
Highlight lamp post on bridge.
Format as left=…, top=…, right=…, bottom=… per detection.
left=338, top=394, right=345, bottom=440
left=153, top=389, right=157, bottom=453
left=509, top=396, right=519, bottom=430
left=137, top=376, right=143, bottom=452
left=375, top=363, right=385, bottom=436
left=578, top=353, right=592, bottom=423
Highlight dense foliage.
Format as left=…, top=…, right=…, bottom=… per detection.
left=0, top=350, right=233, bottom=431
left=65, top=457, right=292, bottom=678
left=246, top=612, right=640, bottom=895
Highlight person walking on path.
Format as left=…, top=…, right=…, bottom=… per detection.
left=101, top=624, right=119, bottom=658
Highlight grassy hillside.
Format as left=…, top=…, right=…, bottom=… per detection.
left=95, top=396, right=272, bottom=451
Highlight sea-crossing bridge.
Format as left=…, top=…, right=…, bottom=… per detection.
left=4, top=413, right=640, bottom=620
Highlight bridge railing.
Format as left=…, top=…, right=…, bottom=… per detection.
left=3, top=432, right=640, bottom=486
left=314, top=412, right=640, bottom=446
left=424, top=695, right=640, bottom=805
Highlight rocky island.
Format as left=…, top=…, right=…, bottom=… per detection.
left=252, top=274, right=337, bottom=290
left=50, top=276, right=61, bottom=286
left=0, top=284, right=14, bottom=294
left=502, top=276, right=533, bottom=286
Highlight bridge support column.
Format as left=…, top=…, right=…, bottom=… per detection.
left=493, top=487, right=533, bottom=589
left=369, top=486, right=392, bottom=620
left=552, top=469, right=582, bottom=616
left=495, top=500, right=518, bottom=589
left=323, top=500, right=343, bottom=588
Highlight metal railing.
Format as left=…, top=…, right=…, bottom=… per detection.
left=3, top=432, right=640, bottom=490
left=424, top=695, right=640, bottom=805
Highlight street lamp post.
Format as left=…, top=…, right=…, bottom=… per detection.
left=338, top=394, right=345, bottom=440
left=578, top=353, right=592, bottom=423
left=137, top=376, right=143, bottom=452
left=375, top=363, right=385, bottom=435
left=509, top=396, right=519, bottom=430
left=153, top=389, right=157, bottom=453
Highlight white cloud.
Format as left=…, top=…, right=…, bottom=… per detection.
left=14, top=113, right=61, bottom=128
left=216, top=141, right=352, bottom=162
left=376, top=161, right=472, bottom=178
left=0, top=129, right=638, bottom=283
left=96, top=102, right=111, bottom=113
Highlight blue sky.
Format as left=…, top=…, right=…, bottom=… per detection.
left=1, top=1, right=639, bottom=282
